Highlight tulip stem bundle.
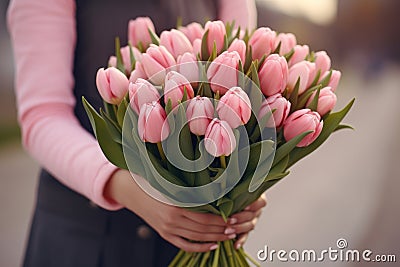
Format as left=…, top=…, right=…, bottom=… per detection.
left=83, top=17, right=354, bottom=267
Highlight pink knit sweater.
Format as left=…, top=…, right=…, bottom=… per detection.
left=7, top=0, right=257, bottom=210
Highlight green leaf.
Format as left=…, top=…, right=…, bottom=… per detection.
left=201, top=29, right=210, bottom=61
left=289, top=78, right=300, bottom=112
left=284, top=48, right=295, bottom=62
left=334, top=123, right=354, bottom=132
left=250, top=62, right=261, bottom=89
left=100, top=108, right=122, bottom=144
left=165, top=98, right=173, bottom=115
left=320, top=70, right=332, bottom=88
left=287, top=98, right=355, bottom=168
left=310, top=69, right=321, bottom=88
left=296, top=85, right=320, bottom=110
left=272, top=130, right=312, bottom=167
left=128, top=42, right=137, bottom=73
left=307, top=86, right=321, bottom=111
left=114, top=37, right=125, bottom=73
left=148, top=28, right=160, bottom=45
left=218, top=197, right=234, bottom=220
left=117, top=98, right=128, bottom=127
left=244, top=45, right=252, bottom=73
left=273, top=41, right=281, bottom=54
left=82, top=97, right=127, bottom=169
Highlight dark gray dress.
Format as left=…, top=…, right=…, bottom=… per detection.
left=23, top=1, right=217, bottom=266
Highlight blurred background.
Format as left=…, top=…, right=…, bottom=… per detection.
left=1, top=0, right=399, bottom=266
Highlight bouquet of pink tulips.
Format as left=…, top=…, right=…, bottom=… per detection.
left=83, top=17, right=354, bottom=267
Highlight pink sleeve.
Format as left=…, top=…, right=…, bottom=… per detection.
left=219, top=0, right=257, bottom=30
left=7, top=0, right=123, bottom=210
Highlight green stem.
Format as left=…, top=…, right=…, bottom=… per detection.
left=220, top=155, right=227, bottom=168
left=168, top=249, right=185, bottom=267
left=236, top=248, right=250, bottom=267
left=211, top=242, right=221, bottom=267
left=199, top=251, right=211, bottom=267
left=223, top=240, right=235, bottom=266
left=241, top=247, right=261, bottom=267
left=157, top=142, right=166, bottom=161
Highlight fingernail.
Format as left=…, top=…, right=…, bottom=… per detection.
left=224, top=227, right=235, bottom=235
left=236, top=243, right=242, bottom=249
left=210, top=244, right=218, bottom=251
left=244, top=206, right=251, bottom=211
left=228, top=234, right=236, bottom=239
left=228, top=218, right=237, bottom=224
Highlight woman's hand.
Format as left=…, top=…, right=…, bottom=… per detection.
left=104, top=169, right=267, bottom=252
left=229, top=193, right=267, bottom=249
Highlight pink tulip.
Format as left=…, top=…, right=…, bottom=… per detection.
left=186, top=96, right=214, bottom=135
left=306, top=87, right=337, bottom=116
left=96, top=67, right=129, bottom=105
left=259, top=94, right=291, bottom=128
left=164, top=71, right=194, bottom=108
left=283, top=109, right=323, bottom=147
left=204, top=21, right=226, bottom=55
left=128, top=78, right=160, bottom=114
left=322, top=70, right=341, bottom=92
left=207, top=51, right=241, bottom=95
left=287, top=61, right=316, bottom=94
left=109, top=45, right=142, bottom=75
left=258, top=54, right=289, bottom=97
left=204, top=118, right=236, bottom=157
left=228, top=38, right=246, bottom=63
left=129, top=61, right=148, bottom=83
left=192, top=38, right=202, bottom=56
left=275, top=33, right=297, bottom=55
left=138, top=101, right=170, bottom=143
left=288, top=45, right=310, bottom=67
left=160, top=29, right=193, bottom=59
left=217, top=86, right=251, bottom=129
left=179, top=22, right=204, bottom=43
left=177, top=52, right=199, bottom=84
left=141, top=45, right=176, bottom=85
left=314, top=51, right=331, bottom=75
left=128, top=17, right=156, bottom=49
left=248, top=27, right=276, bottom=60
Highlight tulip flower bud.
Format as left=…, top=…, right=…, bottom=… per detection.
left=186, top=96, right=214, bottom=135
left=128, top=17, right=156, bottom=49
left=258, top=54, right=289, bottom=97
left=275, top=33, right=297, bottom=55
left=228, top=38, right=246, bottom=63
left=138, top=101, right=170, bottom=143
left=314, top=51, right=331, bottom=75
left=179, top=22, right=205, bottom=43
left=323, top=70, right=341, bottom=92
left=217, top=86, right=251, bottom=129
left=128, top=78, right=160, bottom=114
left=259, top=94, right=291, bottom=128
left=204, top=20, right=226, bottom=55
left=177, top=52, right=199, bottom=84
left=287, top=61, right=316, bottom=94
left=207, top=51, right=241, bottom=95
left=204, top=118, right=236, bottom=157
left=248, top=27, right=276, bottom=60
left=288, top=45, right=310, bottom=67
left=306, top=87, right=337, bottom=116
left=160, top=29, right=193, bottom=59
left=141, top=45, right=176, bottom=85
left=283, top=109, right=323, bottom=147
left=164, top=71, right=195, bottom=108
left=192, top=38, right=202, bottom=56
left=129, top=61, right=147, bottom=83
left=96, top=67, right=129, bottom=105
left=109, top=45, right=142, bottom=75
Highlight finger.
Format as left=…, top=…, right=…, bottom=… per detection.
left=167, top=215, right=226, bottom=234
left=234, top=233, right=249, bottom=249
left=244, top=195, right=267, bottom=212
left=229, top=210, right=256, bottom=224
left=165, top=234, right=219, bottom=253
left=174, top=228, right=237, bottom=242
left=182, top=209, right=227, bottom=226
left=229, top=220, right=256, bottom=235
